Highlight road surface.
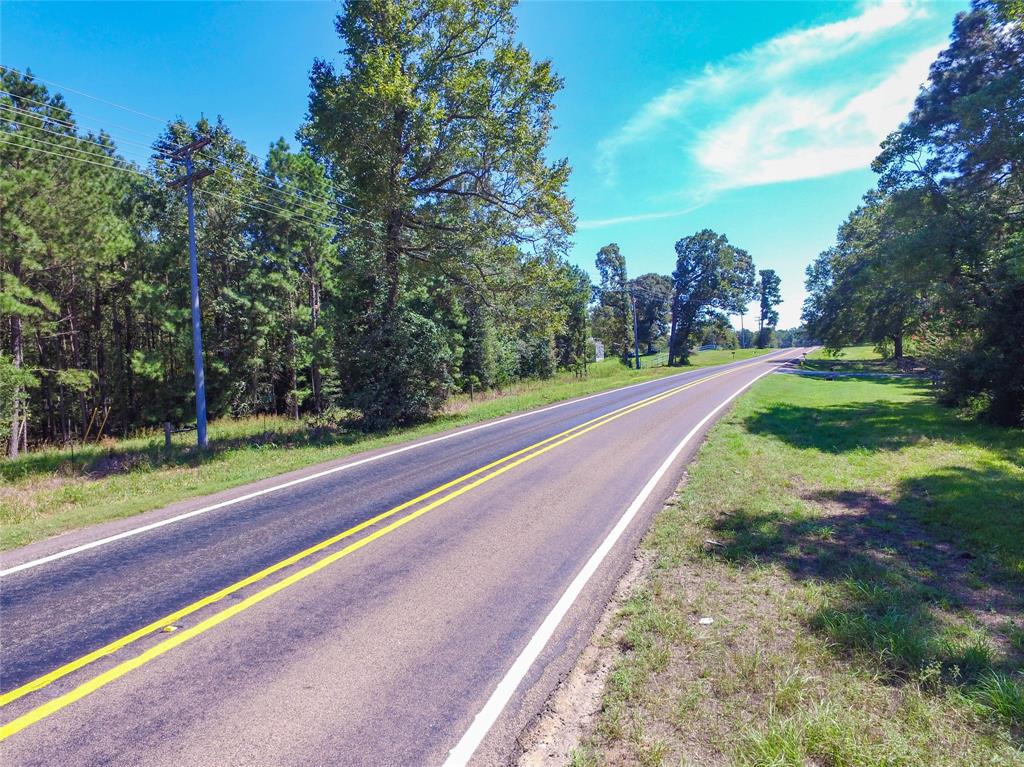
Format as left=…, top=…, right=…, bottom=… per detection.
left=0, top=349, right=805, bottom=766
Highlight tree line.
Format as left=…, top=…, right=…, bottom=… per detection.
left=590, top=236, right=784, bottom=366
left=1, top=0, right=590, bottom=456
left=803, top=0, right=1023, bottom=426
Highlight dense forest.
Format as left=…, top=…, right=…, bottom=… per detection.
left=1, top=1, right=792, bottom=457
left=1, top=1, right=594, bottom=455
left=803, top=0, right=1023, bottom=426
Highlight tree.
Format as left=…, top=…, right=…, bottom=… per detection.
left=2, top=10, right=597, bottom=453
left=755, top=269, right=782, bottom=348
left=255, top=140, right=340, bottom=416
left=554, top=263, right=592, bottom=377
left=667, top=230, right=754, bottom=365
left=593, top=243, right=632, bottom=362
left=630, top=273, right=673, bottom=353
left=305, top=0, right=573, bottom=426
left=1, top=68, right=132, bottom=455
left=726, top=247, right=756, bottom=348
left=805, top=0, right=1023, bottom=423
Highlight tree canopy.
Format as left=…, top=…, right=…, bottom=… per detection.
left=804, top=0, right=1023, bottom=424
left=667, top=230, right=755, bottom=365
left=0, top=0, right=587, bottom=454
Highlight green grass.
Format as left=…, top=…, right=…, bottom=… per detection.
left=803, top=343, right=905, bottom=373
left=0, top=347, right=781, bottom=550
left=636, top=347, right=777, bottom=369
left=581, top=373, right=1024, bottom=766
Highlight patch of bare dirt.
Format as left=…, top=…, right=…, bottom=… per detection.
left=516, top=549, right=655, bottom=766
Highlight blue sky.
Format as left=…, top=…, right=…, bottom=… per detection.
left=2, top=0, right=964, bottom=327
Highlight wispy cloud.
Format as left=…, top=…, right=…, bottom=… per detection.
left=577, top=204, right=704, bottom=231
left=596, top=0, right=937, bottom=190
left=695, top=44, right=940, bottom=190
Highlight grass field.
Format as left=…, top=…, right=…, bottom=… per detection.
left=573, top=371, right=1024, bottom=766
left=0, top=347, right=781, bottom=550
left=803, top=343, right=904, bottom=373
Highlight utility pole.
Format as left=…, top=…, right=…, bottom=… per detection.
left=630, top=286, right=641, bottom=370
left=167, top=137, right=213, bottom=449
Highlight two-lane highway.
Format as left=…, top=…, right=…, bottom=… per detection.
left=0, top=349, right=805, bottom=766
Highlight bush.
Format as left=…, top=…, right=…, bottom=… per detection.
left=339, top=307, right=456, bottom=430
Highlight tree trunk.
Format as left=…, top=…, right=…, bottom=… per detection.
left=384, top=210, right=402, bottom=315
left=893, top=333, right=904, bottom=361
left=67, top=306, right=87, bottom=438
left=667, top=293, right=679, bottom=367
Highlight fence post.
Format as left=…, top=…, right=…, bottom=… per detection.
left=164, top=422, right=172, bottom=453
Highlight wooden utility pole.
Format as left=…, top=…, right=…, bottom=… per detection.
left=167, top=137, right=214, bottom=449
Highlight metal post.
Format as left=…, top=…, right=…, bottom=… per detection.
left=168, top=138, right=213, bottom=449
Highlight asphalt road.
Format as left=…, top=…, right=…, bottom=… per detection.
left=0, top=349, right=806, bottom=766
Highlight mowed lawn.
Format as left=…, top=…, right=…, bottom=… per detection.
left=803, top=343, right=905, bottom=373
left=0, top=347, right=781, bottom=550
left=574, top=369, right=1024, bottom=766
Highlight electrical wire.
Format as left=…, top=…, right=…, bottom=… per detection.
left=0, top=88, right=182, bottom=148
left=1, top=66, right=376, bottom=230
left=0, top=129, right=153, bottom=169
left=0, top=133, right=151, bottom=178
left=0, top=65, right=169, bottom=125
left=1, top=113, right=160, bottom=164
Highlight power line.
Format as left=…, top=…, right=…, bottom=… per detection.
left=206, top=159, right=351, bottom=225
left=1, top=129, right=153, bottom=170
left=0, top=65, right=169, bottom=124
left=199, top=146, right=359, bottom=213
left=1, top=112, right=160, bottom=162
left=0, top=88, right=182, bottom=148
left=199, top=185, right=347, bottom=234
left=3, top=106, right=353, bottom=227
left=0, top=133, right=151, bottom=178
left=0, top=130, right=151, bottom=172
left=2, top=126, right=394, bottom=255
left=1, top=66, right=372, bottom=226
left=3, top=127, right=351, bottom=236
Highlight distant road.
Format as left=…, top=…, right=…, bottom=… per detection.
left=0, top=349, right=806, bottom=766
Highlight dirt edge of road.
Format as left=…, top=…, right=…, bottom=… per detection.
left=514, top=489, right=683, bottom=766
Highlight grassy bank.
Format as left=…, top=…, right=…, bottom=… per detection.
left=573, top=372, right=1023, bottom=766
left=0, top=347, right=779, bottom=550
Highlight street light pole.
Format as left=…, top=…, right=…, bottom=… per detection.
left=168, top=137, right=213, bottom=449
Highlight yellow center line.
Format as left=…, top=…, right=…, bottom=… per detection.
left=0, top=355, right=781, bottom=740
left=0, top=367, right=716, bottom=710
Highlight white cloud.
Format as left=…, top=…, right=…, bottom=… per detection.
left=695, top=44, right=940, bottom=189
left=596, top=0, right=937, bottom=189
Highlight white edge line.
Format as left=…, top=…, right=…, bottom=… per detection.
left=0, top=355, right=782, bottom=578
left=441, top=356, right=789, bottom=767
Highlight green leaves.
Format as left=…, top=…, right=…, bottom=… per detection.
left=668, top=230, right=756, bottom=364
left=805, top=1, right=1024, bottom=424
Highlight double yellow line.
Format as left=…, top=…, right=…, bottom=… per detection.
left=0, top=357, right=769, bottom=740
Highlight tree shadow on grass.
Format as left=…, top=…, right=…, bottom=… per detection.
left=709, top=483, right=1024, bottom=736
left=743, top=390, right=1024, bottom=461
left=711, top=393, right=1024, bottom=734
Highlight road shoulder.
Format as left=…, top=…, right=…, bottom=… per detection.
left=520, top=372, right=1024, bottom=766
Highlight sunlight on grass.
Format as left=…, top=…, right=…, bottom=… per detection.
left=581, top=373, right=1023, bottom=765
